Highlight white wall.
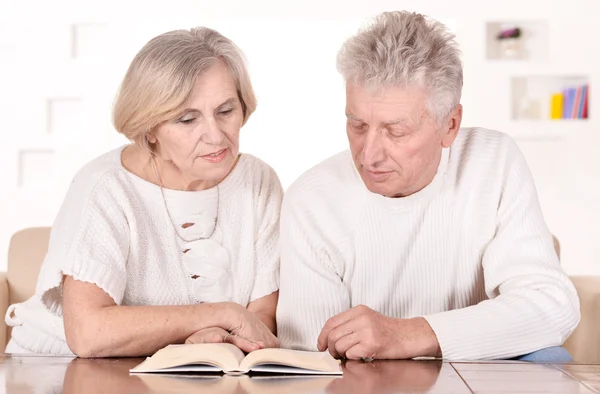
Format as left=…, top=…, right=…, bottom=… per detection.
left=1, top=0, right=598, bottom=275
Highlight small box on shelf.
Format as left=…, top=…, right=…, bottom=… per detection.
left=511, top=75, right=589, bottom=121
left=486, top=21, right=548, bottom=61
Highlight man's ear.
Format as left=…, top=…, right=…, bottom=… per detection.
left=441, top=104, right=462, bottom=148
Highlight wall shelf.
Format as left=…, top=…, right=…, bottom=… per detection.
left=486, top=20, right=548, bottom=61
left=510, top=75, right=589, bottom=121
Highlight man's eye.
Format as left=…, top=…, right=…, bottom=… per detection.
left=349, top=121, right=367, bottom=131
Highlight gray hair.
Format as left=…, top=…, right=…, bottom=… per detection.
left=337, top=11, right=463, bottom=124
left=113, top=27, right=257, bottom=149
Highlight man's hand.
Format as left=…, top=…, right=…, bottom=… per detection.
left=185, top=327, right=263, bottom=353
left=316, top=305, right=441, bottom=360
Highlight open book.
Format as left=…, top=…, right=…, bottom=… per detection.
left=130, top=343, right=343, bottom=375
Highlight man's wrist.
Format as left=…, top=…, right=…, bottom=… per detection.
left=412, top=317, right=442, bottom=358
left=390, top=317, right=441, bottom=359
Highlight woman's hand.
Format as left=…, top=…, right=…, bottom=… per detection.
left=185, top=327, right=263, bottom=353
left=222, top=303, right=280, bottom=349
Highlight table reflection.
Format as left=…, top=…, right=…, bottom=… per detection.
left=0, top=355, right=443, bottom=394
left=326, top=359, right=443, bottom=394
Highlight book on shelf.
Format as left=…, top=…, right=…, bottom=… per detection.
left=129, top=343, right=343, bottom=376
left=553, top=83, right=589, bottom=120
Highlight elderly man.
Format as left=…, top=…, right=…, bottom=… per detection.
left=276, top=11, right=580, bottom=362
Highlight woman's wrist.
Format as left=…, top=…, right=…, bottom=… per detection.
left=194, top=301, right=239, bottom=332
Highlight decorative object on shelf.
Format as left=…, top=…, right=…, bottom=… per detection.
left=486, top=20, right=547, bottom=61
left=496, top=24, right=523, bottom=59
left=517, top=96, right=542, bottom=120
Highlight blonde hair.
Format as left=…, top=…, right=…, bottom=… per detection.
left=113, top=27, right=257, bottom=148
left=337, top=11, right=463, bottom=123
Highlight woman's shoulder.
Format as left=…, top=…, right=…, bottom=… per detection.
left=62, top=145, right=131, bottom=204
left=224, top=153, right=283, bottom=194
left=237, top=153, right=279, bottom=179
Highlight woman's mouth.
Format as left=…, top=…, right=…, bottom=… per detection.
left=200, top=149, right=228, bottom=163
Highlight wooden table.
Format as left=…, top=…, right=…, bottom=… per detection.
left=1, top=355, right=599, bottom=393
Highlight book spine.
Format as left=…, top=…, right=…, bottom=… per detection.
left=571, top=85, right=581, bottom=119
left=550, top=93, right=563, bottom=119
left=582, top=84, right=589, bottom=119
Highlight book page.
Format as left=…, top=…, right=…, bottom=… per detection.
left=250, top=364, right=343, bottom=374
left=239, top=348, right=342, bottom=374
left=130, top=343, right=246, bottom=373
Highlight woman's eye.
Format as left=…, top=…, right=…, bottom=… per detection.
left=218, top=109, right=233, bottom=116
left=179, top=118, right=195, bottom=124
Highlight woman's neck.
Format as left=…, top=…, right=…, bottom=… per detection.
left=121, top=144, right=221, bottom=192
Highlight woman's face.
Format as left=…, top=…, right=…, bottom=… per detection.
left=148, top=60, right=244, bottom=187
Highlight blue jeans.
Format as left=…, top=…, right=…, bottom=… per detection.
left=512, top=346, right=573, bottom=363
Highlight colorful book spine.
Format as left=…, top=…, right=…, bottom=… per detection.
left=550, top=93, right=563, bottom=119
left=550, top=83, right=589, bottom=119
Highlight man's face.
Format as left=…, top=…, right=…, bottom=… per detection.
left=345, top=83, right=460, bottom=197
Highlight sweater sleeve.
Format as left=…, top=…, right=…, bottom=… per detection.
left=248, top=165, right=284, bottom=302
left=37, top=173, right=130, bottom=316
left=276, top=192, right=351, bottom=351
left=423, top=140, right=580, bottom=360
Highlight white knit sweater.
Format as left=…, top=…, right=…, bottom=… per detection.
left=276, top=127, right=580, bottom=360
left=5, top=146, right=283, bottom=355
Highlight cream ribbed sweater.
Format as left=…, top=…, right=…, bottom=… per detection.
left=5, top=146, right=282, bottom=355
left=276, top=127, right=580, bottom=360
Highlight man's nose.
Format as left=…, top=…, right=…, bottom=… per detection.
left=362, top=128, right=386, bottom=166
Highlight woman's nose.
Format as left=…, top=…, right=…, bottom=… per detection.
left=201, top=118, right=225, bottom=145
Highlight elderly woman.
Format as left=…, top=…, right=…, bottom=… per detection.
left=5, top=27, right=282, bottom=357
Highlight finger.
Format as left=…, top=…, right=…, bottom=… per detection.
left=318, top=305, right=372, bottom=351
left=185, top=328, right=227, bottom=344
left=345, top=343, right=374, bottom=361
left=272, top=336, right=281, bottom=348
left=327, top=326, right=354, bottom=359
left=333, top=331, right=361, bottom=359
left=227, top=334, right=261, bottom=353
left=317, top=314, right=347, bottom=351
left=325, top=315, right=367, bottom=356
left=186, top=333, right=223, bottom=344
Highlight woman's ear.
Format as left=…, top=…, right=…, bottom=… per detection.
left=146, top=132, right=157, bottom=144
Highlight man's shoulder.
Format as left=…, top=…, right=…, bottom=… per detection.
left=450, top=127, right=522, bottom=170
left=281, top=149, right=363, bottom=244
left=453, top=127, right=518, bottom=155
left=284, top=149, right=361, bottom=205
left=447, top=127, right=527, bottom=189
